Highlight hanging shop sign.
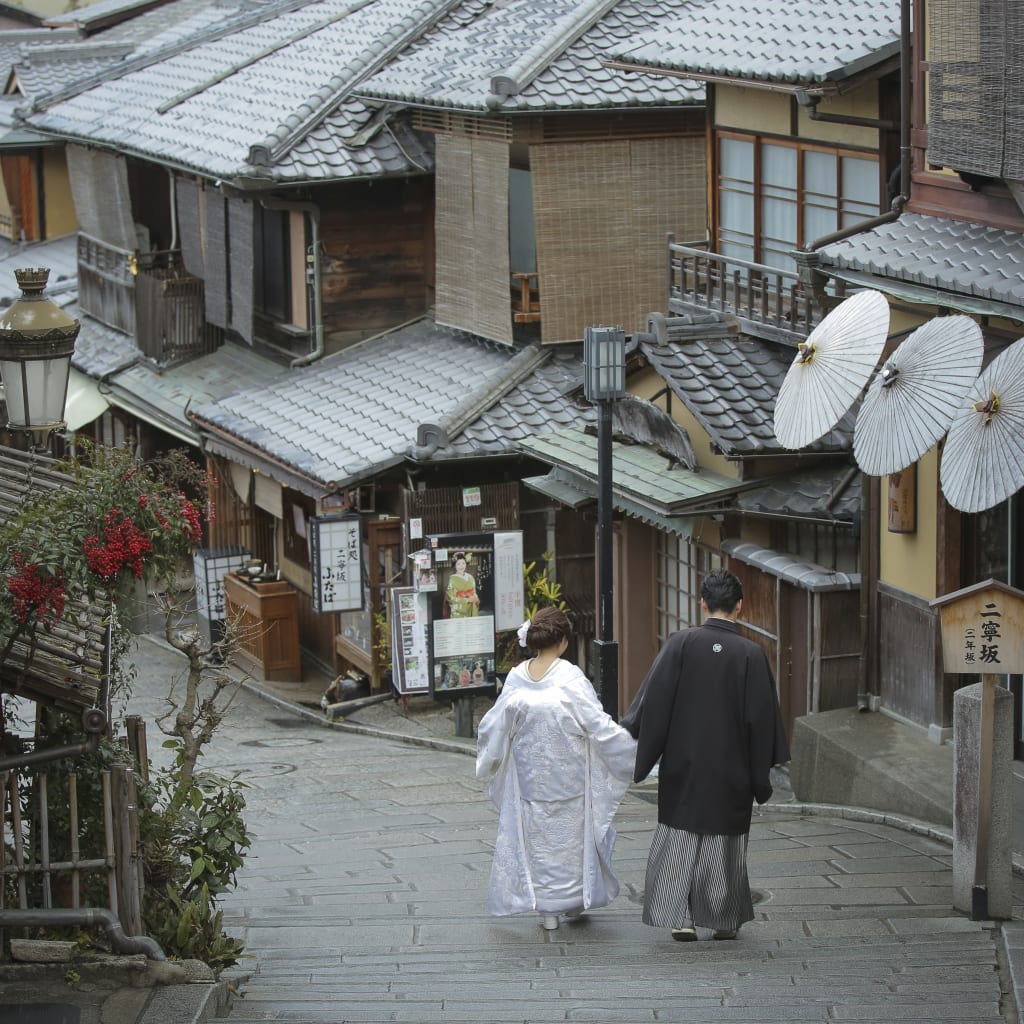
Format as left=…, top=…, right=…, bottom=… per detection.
left=310, top=514, right=363, bottom=613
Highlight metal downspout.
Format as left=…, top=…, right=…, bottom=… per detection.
left=799, top=0, right=912, bottom=256
left=258, top=198, right=324, bottom=367
left=0, top=908, right=165, bottom=960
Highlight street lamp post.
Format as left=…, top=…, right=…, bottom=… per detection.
left=0, top=268, right=80, bottom=452
left=583, top=325, right=626, bottom=720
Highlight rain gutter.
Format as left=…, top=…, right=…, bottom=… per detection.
left=798, top=0, right=912, bottom=257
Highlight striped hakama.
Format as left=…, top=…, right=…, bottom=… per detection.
left=641, top=824, right=754, bottom=932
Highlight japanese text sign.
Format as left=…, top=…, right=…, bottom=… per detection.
left=310, top=515, right=363, bottom=613
left=932, top=580, right=1024, bottom=675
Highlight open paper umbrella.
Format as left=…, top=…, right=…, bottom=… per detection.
left=853, top=315, right=984, bottom=476
left=941, top=337, right=1024, bottom=514
left=774, top=289, right=890, bottom=449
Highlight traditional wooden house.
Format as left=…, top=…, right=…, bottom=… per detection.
left=801, top=0, right=1024, bottom=756
left=12, top=0, right=714, bottom=688
left=507, top=0, right=902, bottom=730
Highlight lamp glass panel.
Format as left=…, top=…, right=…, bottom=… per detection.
left=0, top=355, right=71, bottom=426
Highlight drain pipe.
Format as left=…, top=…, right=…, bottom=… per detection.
left=259, top=198, right=324, bottom=367
left=0, top=908, right=165, bottom=960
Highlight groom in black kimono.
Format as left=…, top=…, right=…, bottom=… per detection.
left=627, top=568, right=789, bottom=941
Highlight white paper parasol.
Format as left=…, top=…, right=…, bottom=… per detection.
left=941, top=337, right=1024, bottom=513
left=853, top=315, right=984, bottom=476
left=774, top=290, right=891, bottom=449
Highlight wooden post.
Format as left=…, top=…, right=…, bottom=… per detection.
left=453, top=696, right=474, bottom=738
left=973, top=672, right=997, bottom=919
left=110, top=764, right=142, bottom=936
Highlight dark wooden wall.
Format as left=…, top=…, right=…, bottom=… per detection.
left=878, top=581, right=954, bottom=728
left=318, top=177, right=434, bottom=346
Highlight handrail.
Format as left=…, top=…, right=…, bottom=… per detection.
left=669, top=241, right=802, bottom=282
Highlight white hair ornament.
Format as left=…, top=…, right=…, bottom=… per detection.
left=516, top=619, right=531, bottom=648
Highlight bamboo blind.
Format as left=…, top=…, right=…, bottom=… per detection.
left=532, top=135, right=705, bottom=343
left=66, top=144, right=136, bottom=251
left=228, top=197, right=254, bottom=344
left=175, top=178, right=204, bottom=278
left=435, top=134, right=513, bottom=344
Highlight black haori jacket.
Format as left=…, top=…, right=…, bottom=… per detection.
left=630, top=617, right=790, bottom=836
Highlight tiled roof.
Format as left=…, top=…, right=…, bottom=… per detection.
left=519, top=426, right=755, bottom=514
left=358, top=0, right=703, bottom=113
left=639, top=333, right=855, bottom=457
left=23, top=0, right=448, bottom=183
left=104, top=341, right=284, bottom=445
left=441, top=347, right=593, bottom=457
left=70, top=314, right=140, bottom=379
left=736, top=463, right=861, bottom=524
left=13, top=45, right=133, bottom=98
left=0, top=234, right=78, bottom=300
left=188, top=320, right=557, bottom=495
left=816, top=212, right=1024, bottom=318
left=606, top=0, right=900, bottom=86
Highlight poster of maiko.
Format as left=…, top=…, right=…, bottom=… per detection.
left=424, top=531, right=523, bottom=698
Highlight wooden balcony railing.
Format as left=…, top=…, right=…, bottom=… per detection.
left=667, top=236, right=840, bottom=345
left=77, top=232, right=136, bottom=335
left=135, top=264, right=219, bottom=367
left=77, top=234, right=220, bottom=365
left=512, top=271, right=540, bottom=323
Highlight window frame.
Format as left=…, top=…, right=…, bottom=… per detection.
left=714, top=130, right=883, bottom=267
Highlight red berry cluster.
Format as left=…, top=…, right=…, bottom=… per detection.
left=7, top=552, right=66, bottom=626
left=84, top=509, right=153, bottom=581
left=177, top=492, right=203, bottom=543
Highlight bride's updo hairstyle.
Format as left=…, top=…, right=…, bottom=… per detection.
left=526, top=606, right=571, bottom=651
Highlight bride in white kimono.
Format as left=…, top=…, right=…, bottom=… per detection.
left=476, top=607, right=637, bottom=930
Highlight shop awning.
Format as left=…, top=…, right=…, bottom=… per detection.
left=519, top=427, right=755, bottom=517
left=64, top=369, right=110, bottom=432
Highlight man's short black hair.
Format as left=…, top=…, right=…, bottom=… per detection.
left=701, top=568, right=743, bottom=614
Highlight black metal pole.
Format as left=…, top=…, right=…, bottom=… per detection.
left=593, top=399, right=619, bottom=719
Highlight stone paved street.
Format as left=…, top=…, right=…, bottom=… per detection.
left=126, top=637, right=1023, bottom=1023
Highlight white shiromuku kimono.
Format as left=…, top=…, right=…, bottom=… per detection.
left=476, top=658, right=637, bottom=917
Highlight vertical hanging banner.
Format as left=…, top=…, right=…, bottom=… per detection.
left=310, top=515, right=363, bottom=613
left=493, top=531, right=524, bottom=631
left=390, top=586, right=430, bottom=695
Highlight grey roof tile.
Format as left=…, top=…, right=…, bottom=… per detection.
left=640, top=333, right=854, bottom=456
left=818, top=213, right=1024, bottom=316
left=189, top=319, right=559, bottom=490
left=359, top=0, right=703, bottom=112
left=737, top=463, right=860, bottom=524
left=606, top=0, right=900, bottom=85
left=24, top=0, right=445, bottom=183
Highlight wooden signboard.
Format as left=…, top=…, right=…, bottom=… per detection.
left=931, top=578, right=1024, bottom=919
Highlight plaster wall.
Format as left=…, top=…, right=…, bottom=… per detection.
left=715, top=87, right=789, bottom=135
left=42, top=148, right=77, bottom=238
left=879, top=446, right=940, bottom=600
left=631, top=365, right=737, bottom=478
left=716, top=83, right=880, bottom=150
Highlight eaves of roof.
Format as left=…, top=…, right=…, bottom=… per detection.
left=186, top=318, right=528, bottom=499
left=815, top=212, right=1024, bottom=324
left=602, top=0, right=901, bottom=90
left=522, top=466, right=694, bottom=538
left=639, top=334, right=854, bottom=458
left=723, top=539, right=860, bottom=593
left=518, top=426, right=756, bottom=516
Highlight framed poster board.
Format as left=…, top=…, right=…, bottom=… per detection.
left=390, top=586, right=430, bottom=695
left=310, top=515, right=363, bottom=613
left=426, top=532, right=498, bottom=699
